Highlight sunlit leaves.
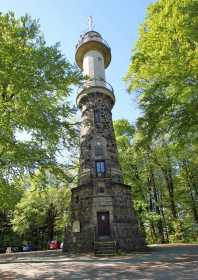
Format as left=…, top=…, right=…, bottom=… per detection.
left=0, top=12, right=82, bottom=193
left=125, top=0, right=198, bottom=143
left=0, top=12, right=81, bottom=245
left=12, top=175, right=70, bottom=239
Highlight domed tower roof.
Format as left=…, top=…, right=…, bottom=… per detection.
left=75, top=30, right=111, bottom=69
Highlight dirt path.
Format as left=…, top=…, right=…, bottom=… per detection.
left=0, top=244, right=197, bottom=279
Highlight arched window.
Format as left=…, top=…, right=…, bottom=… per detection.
left=95, top=142, right=104, bottom=156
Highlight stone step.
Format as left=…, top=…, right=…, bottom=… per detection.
left=95, top=247, right=115, bottom=252
left=94, top=241, right=116, bottom=245
left=95, top=248, right=115, bottom=252
left=95, top=253, right=115, bottom=257
left=95, top=250, right=116, bottom=256
left=95, top=244, right=115, bottom=248
left=94, top=240, right=116, bottom=257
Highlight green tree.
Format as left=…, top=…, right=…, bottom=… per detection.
left=0, top=12, right=81, bottom=198
left=114, top=119, right=198, bottom=244
left=125, top=0, right=198, bottom=145
left=0, top=12, right=81, bottom=248
left=12, top=172, right=70, bottom=248
left=114, top=119, right=167, bottom=243
left=123, top=0, right=198, bottom=244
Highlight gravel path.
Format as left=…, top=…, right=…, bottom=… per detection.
left=0, top=244, right=197, bottom=279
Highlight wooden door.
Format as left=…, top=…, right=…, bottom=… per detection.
left=97, top=212, right=110, bottom=236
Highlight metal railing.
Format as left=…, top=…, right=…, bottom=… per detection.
left=78, top=78, right=114, bottom=95
left=76, top=32, right=110, bottom=50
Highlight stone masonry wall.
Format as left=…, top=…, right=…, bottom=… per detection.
left=63, top=180, right=146, bottom=253
left=78, top=91, right=123, bottom=184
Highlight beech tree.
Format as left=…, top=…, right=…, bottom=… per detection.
left=114, top=119, right=198, bottom=244
left=12, top=173, right=71, bottom=247
left=123, top=0, right=198, bottom=244
left=0, top=12, right=81, bottom=247
left=0, top=12, right=81, bottom=204
left=125, top=0, right=198, bottom=145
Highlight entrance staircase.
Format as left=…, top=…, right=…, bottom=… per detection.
left=94, top=240, right=117, bottom=257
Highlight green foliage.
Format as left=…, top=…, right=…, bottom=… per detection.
left=123, top=0, right=198, bottom=244
left=0, top=12, right=81, bottom=248
left=0, top=12, right=81, bottom=192
left=12, top=172, right=71, bottom=247
left=125, top=0, right=198, bottom=145
left=114, top=119, right=198, bottom=244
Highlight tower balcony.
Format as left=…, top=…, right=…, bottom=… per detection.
left=76, top=78, right=115, bottom=107
left=78, top=166, right=123, bottom=186
left=75, top=31, right=111, bottom=69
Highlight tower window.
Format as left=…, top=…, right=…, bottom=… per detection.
left=99, top=187, right=104, bottom=193
left=95, top=142, right=104, bottom=156
left=75, top=196, right=79, bottom=204
left=95, top=161, right=106, bottom=177
left=94, top=110, right=101, bottom=125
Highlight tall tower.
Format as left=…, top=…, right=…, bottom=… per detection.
left=64, top=24, right=145, bottom=253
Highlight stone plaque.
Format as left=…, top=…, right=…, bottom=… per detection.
left=72, top=220, right=80, bottom=233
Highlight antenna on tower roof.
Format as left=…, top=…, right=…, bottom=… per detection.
left=88, top=16, right=94, bottom=31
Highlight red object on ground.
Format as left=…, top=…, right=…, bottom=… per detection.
left=48, top=240, right=60, bottom=250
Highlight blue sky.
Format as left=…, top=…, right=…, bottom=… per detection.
left=0, top=0, right=154, bottom=123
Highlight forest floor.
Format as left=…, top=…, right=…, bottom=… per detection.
left=0, top=244, right=197, bottom=279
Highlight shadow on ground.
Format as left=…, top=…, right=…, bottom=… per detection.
left=0, top=244, right=197, bottom=280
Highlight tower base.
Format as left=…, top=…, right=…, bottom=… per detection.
left=63, top=180, right=146, bottom=253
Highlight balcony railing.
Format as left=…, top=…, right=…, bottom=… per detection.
left=78, top=78, right=114, bottom=95
left=78, top=165, right=122, bottom=185
left=76, top=32, right=110, bottom=50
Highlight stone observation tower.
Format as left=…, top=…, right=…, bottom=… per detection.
left=63, top=19, right=145, bottom=254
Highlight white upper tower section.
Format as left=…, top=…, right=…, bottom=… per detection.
left=83, top=50, right=106, bottom=81
left=75, top=29, right=115, bottom=107
left=79, top=17, right=107, bottom=80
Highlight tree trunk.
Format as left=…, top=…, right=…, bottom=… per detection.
left=150, top=146, right=177, bottom=219
left=149, top=168, right=165, bottom=243
left=158, top=190, right=169, bottom=243
left=182, top=160, right=198, bottom=223
left=163, top=168, right=177, bottom=219
left=47, top=203, right=57, bottom=241
left=150, top=221, right=157, bottom=243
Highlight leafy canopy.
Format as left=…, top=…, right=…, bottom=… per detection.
left=12, top=180, right=70, bottom=239
left=114, top=119, right=198, bottom=243
left=0, top=12, right=82, bottom=204
left=125, top=0, right=198, bottom=144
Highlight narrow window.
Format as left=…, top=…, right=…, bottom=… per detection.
left=95, top=142, right=104, bottom=156
left=95, top=161, right=106, bottom=177
left=94, top=109, right=100, bottom=126
left=75, top=196, right=79, bottom=204
left=99, top=187, right=104, bottom=193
